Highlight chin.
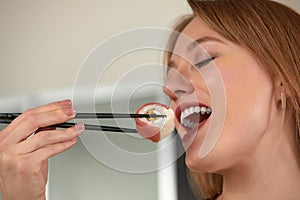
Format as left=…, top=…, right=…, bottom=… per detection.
left=184, top=137, right=238, bottom=174
left=184, top=148, right=223, bottom=173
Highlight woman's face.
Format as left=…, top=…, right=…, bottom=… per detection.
left=164, top=17, right=277, bottom=172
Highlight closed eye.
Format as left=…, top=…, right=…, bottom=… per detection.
left=195, top=57, right=216, bottom=68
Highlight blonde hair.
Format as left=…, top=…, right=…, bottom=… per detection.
left=165, top=0, right=300, bottom=199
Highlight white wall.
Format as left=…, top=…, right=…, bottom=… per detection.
left=0, top=0, right=191, bottom=96
left=277, top=0, right=300, bottom=11
left=0, top=0, right=299, bottom=97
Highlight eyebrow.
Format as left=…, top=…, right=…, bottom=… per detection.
left=187, top=36, right=225, bottom=51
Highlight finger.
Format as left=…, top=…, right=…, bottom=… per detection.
left=1, top=100, right=72, bottom=137
left=26, top=100, right=72, bottom=114
left=8, top=107, right=77, bottom=143
left=31, top=137, right=79, bottom=162
left=16, top=123, right=84, bottom=154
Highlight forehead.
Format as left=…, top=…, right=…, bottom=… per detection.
left=170, top=17, right=219, bottom=61
left=173, top=17, right=224, bottom=54
left=181, top=17, right=214, bottom=40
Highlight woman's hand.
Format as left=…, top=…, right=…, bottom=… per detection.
left=0, top=100, right=84, bottom=200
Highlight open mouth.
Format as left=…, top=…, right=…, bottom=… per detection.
left=176, top=104, right=212, bottom=130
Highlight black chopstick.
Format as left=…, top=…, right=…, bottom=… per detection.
left=0, top=112, right=164, bottom=133
left=0, top=113, right=166, bottom=120
left=0, top=119, right=138, bottom=133
left=52, top=122, right=138, bottom=133
left=75, top=113, right=166, bottom=119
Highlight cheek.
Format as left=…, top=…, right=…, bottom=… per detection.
left=223, top=67, right=273, bottom=135
left=213, top=63, right=274, bottom=164
left=185, top=61, right=274, bottom=171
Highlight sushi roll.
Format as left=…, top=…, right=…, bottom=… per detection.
left=135, top=102, right=175, bottom=142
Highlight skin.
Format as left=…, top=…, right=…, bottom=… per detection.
left=0, top=100, right=84, bottom=200
left=164, top=17, right=300, bottom=200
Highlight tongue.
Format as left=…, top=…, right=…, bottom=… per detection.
left=184, top=113, right=210, bottom=123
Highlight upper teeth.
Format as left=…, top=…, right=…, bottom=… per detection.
left=180, top=106, right=211, bottom=129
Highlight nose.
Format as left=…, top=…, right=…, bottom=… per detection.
left=163, top=67, right=194, bottom=101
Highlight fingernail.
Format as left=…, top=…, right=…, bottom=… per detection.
left=59, top=99, right=72, bottom=106
left=63, top=107, right=76, bottom=117
left=75, top=123, right=85, bottom=134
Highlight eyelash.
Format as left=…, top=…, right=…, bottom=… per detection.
left=195, top=56, right=216, bottom=68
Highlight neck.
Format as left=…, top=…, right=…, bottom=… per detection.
left=220, top=123, right=300, bottom=200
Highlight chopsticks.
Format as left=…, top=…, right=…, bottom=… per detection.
left=0, top=113, right=166, bottom=119
left=0, top=120, right=138, bottom=133
left=74, top=113, right=166, bottom=119
left=0, top=112, right=166, bottom=133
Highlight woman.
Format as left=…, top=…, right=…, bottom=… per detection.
left=1, top=1, right=299, bottom=200
left=163, top=0, right=300, bottom=199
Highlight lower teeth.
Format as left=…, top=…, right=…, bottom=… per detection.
left=182, top=120, right=197, bottom=129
